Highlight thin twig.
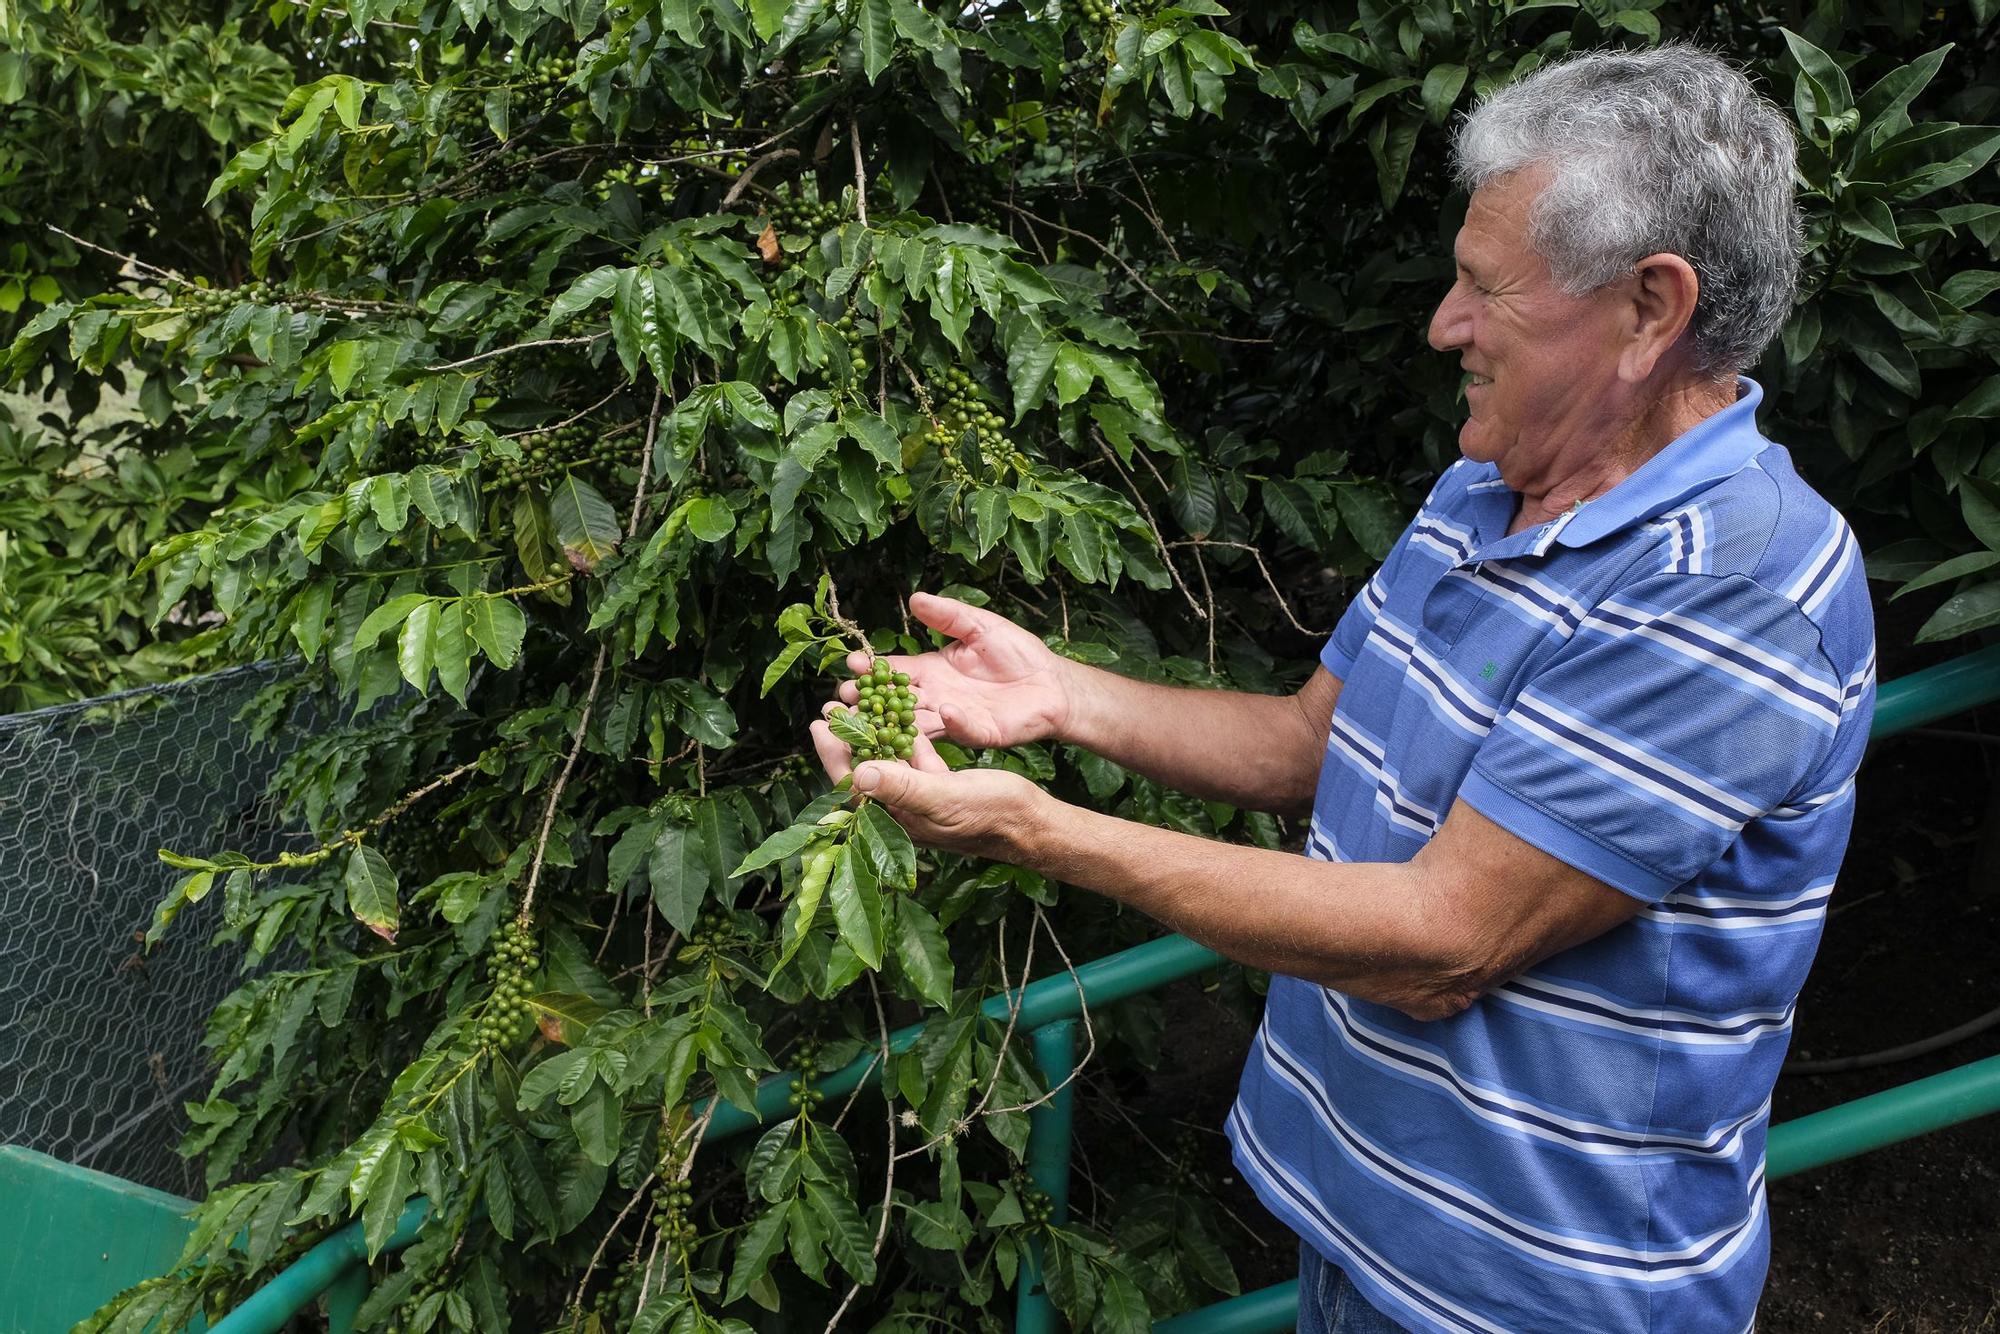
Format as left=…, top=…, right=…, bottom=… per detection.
left=1093, top=433, right=1205, bottom=621
left=721, top=146, right=801, bottom=208
left=504, top=383, right=627, bottom=439
left=849, top=118, right=869, bottom=228
left=517, top=387, right=664, bottom=927
left=982, top=906, right=1098, bottom=1115
left=46, top=224, right=182, bottom=284
left=1141, top=328, right=1276, bottom=346
left=820, top=571, right=873, bottom=654
left=1168, top=539, right=1326, bottom=637
left=997, top=201, right=1179, bottom=316
left=569, top=1176, right=659, bottom=1329
left=427, top=333, right=605, bottom=373
left=895, top=920, right=1037, bottom=1162
left=822, top=977, right=898, bottom=1334
left=1112, top=157, right=1181, bottom=263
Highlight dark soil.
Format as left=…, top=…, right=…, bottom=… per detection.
left=1069, top=672, right=2000, bottom=1329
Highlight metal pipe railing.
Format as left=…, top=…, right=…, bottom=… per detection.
left=196, top=644, right=2000, bottom=1331
left=1016, top=1021, right=1078, bottom=1334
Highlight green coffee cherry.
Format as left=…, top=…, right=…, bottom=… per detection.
left=845, top=658, right=921, bottom=762
left=475, top=916, right=540, bottom=1048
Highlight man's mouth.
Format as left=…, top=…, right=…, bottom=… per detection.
left=1465, top=372, right=1493, bottom=387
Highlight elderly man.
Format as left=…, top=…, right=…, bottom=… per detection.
left=812, top=46, right=1874, bottom=1334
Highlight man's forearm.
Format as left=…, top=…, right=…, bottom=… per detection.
left=1014, top=795, right=1477, bottom=1018
left=1055, top=663, right=1324, bottom=816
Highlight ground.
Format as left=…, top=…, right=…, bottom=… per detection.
left=1073, top=663, right=2000, bottom=1329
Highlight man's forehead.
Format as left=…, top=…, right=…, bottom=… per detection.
left=1457, top=168, right=1548, bottom=264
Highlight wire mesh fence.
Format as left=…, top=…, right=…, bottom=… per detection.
left=0, top=663, right=303, bottom=1196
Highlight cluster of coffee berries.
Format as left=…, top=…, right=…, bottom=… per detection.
left=476, top=917, right=540, bottom=1048
left=484, top=423, right=625, bottom=491
left=834, top=309, right=869, bottom=377
left=845, top=658, right=920, bottom=761
left=1074, top=0, right=1117, bottom=28
left=926, top=368, right=1016, bottom=477
left=384, top=1266, right=452, bottom=1334
left=652, top=1141, right=699, bottom=1246
left=176, top=280, right=281, bottom=318
left=764, top=188, right=844, bottom=236
left=474, top=141, right=541, bottom=189
left=516, top=53, right=575, bottom=104
left=1020, top=1184, right=1057, bottom=1225
left=790, top=1036, right=831, bottom=1111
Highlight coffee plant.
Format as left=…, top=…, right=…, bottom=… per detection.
left=12, top=0, right=2000, bottom=1330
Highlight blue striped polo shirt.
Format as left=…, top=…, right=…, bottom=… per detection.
left=1227, top=379, right=1875, bottom=1334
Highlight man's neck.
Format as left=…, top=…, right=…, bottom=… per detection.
left=1506, top=377, right=1738, bottom=535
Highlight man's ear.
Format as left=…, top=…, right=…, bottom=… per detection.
left=1618, top=252, right=1700, bottom=383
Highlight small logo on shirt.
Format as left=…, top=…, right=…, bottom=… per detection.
left=1480, top=660, right=1499, bottom=680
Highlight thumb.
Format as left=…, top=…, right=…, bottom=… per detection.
left=852, top=760, right=944, bottom=811
left=909, top=590, right=988, bottom=643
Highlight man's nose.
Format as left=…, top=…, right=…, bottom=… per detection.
left=1428, top=282, right=1471, bottom=352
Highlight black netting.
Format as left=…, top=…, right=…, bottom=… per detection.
left=0, top=663, right=303, bottom=1195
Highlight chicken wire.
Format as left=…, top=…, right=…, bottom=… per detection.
left=0, top=662, right=304, bottom=1196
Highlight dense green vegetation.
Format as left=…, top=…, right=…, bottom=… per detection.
left=6, top=0, right=2000, bottom=1329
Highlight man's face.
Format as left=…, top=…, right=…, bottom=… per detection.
left=1426, top=169, right=1630, bottom=479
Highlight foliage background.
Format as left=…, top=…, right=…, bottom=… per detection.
left=6, top=0, right=2000, bottom=1330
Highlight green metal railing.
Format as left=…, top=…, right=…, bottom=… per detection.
left=206, top=643, right=2000, bottom=1334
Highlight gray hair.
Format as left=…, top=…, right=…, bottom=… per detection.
left=1453, top=44, right=1801, bottom=375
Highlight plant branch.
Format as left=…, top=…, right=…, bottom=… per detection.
left=517, top=385, right=664, bottom=927
left=1167, top=539, right=1326, bottom=637
left=426, top=333, right=605, bottom=373
left=822, top=976, right=897, bottom=1334
left=1092, top=432, right=1205, bottom=622
left=996, top=201, right=1179, bottom=316
left=849, top=118, right=869, bottom=228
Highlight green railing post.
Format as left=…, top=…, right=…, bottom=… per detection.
left=325, top=1264, right=368, bottom=1334
left=206, top=1199, right=429, bottom=1334
left=1016, top=1020, right=1078, bottom=1334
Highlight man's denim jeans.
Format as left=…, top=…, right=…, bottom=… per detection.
left=1297, top=1240, right=1407, bottom=1334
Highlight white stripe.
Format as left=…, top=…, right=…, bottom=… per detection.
left=1666, top=878, right=1836, bottom=913
left=1505, top=699, right=1749, bottom=831
left=1326, top=716, right=1442, bottom=837
left=1773, top=776, right=1855, bottom=819
left=1800, top=533, right=1858, bottom=618
left=1519, top=692, right=1762, bottom=820
left=1368, top=616, right=1500, bottom=737
left=1259, top=1032, right=1769, bottom=1277
left=1451, top=562, right=1586, bottom=637
left=1639, top=901, right=1827, bottom=932
left=1599, top=597, right=1837, bottom=703
left=1579, top=605, right=1840, bottom=728
left=1688, top=505, right=1711, bottom=575
left=1315, top=989, right=1763, bottom=1161
left=1492, top=976, right=1793, bottom=1047
left=1229, top=1107, right=1510, bottom=1334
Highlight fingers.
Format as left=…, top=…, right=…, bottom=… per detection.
left=809, top=720, right=853, bottom=784
left=910, top=730, right=952, bottom=774
left=852, top=759, right=942, bottom=811
left=908, top=590, right=993, bottom=643
left=844, top=648, right=873, bottom=678
left=836, top=678, right=858, bottom=706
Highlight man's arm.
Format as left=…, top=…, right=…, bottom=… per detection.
left=837, top=755, right=1639, bottom=1020
left=838, top=593, right=1339, bottom=820
left=1056, top=662, right=1340, bottom=818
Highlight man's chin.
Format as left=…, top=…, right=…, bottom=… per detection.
left=1457, top=422, right=1501, bottom=464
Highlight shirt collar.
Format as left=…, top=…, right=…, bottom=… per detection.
left=1551, top=376, right=1770, bottom=549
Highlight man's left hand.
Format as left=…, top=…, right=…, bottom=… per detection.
left=809, top=711, right=1050, bottom=861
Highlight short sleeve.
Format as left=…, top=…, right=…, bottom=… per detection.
left=1459, top=572, right=1849, bottom=903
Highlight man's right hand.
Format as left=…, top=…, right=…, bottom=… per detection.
left=832, top=591, right=1077, bottom=749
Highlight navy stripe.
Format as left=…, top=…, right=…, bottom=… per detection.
left=1587, top=604, right=1840, bottom=715
left=1504, top=979, right=1790, bottom=1039
left=1512, top=696, right=1750, bottom=823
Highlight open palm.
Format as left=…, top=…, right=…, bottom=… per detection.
left=834, top=592, right=1074, bottom=749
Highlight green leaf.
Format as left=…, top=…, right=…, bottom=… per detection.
left=761, top=639, right=812, bottom=696
left=858, top=0, right=895, bottom=83
left=1917, top=581, right=2000, bottom=642
left=686, top=496, right=736, bottom=543
left=468, top=597, right=528, bottom=670
left=1782, top=29, right=1853, bottom=117
left=1419, top=63, right=1466, bottom=124
left=891, top=898, right=953, bottom=1008
left=549, top=476, right=621, bottom=571
left=345, top=846, right=399, bottom=941
left=750, top=0, right=789, bottom=40
left=397, top=598, right=438, bottom=691
left=570, top=1079, right=622, bottom=1166
left=726, top=1202, right=795, bottom=1304
left=354, top=592, right=432, bottom=652
left=648, top=821, right=711, bottom=933
left=1336, top=487, right=1405, bottom=560
left=1892, top=550, right=2000, bottom=599
left=854, top=801, right=916, bottom=889
left=805, top=1181, right=877, bottom=1283
left=432, top=600, right=472, bottom=704
left=734, top=819, right=822, bottom=875
left=827, top=843, right=884, bottom=969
